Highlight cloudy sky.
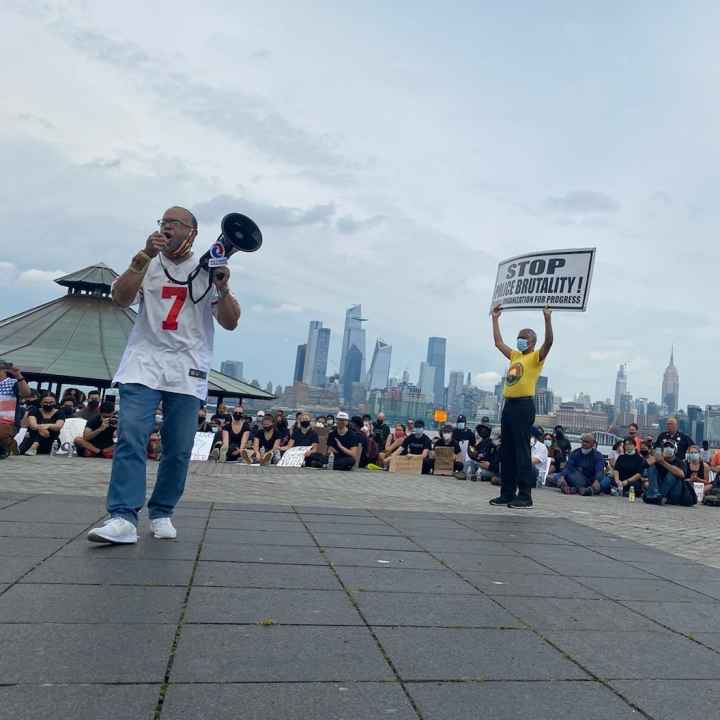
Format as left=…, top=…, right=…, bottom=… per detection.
left=2, top=1, right=719, bottom=406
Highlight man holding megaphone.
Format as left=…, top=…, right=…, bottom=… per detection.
left=88, top=206, right=243, bottom=545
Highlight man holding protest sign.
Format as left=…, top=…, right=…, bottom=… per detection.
left=490, top=304, right=553, bottom=509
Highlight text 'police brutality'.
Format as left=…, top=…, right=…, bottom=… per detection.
left=490, top=248, right=596, bottom=312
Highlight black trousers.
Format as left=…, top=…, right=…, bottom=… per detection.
left=500, top=397, right=535, bottom=501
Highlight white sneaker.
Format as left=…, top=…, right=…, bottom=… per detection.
left=87, top=517, right=138, bottom=544
left=25, top=446, right=37, bottom=456
left=150, top=517, right=177, bottom=539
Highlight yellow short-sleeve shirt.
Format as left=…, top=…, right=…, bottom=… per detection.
left=503, top=350, right=544, bottom=399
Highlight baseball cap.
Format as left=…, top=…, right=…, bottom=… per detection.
left=456, top=415, right=467, bottom=422
left=336, top=411, right=349, bottom=420
left=256, top=410, right=265, bottom=418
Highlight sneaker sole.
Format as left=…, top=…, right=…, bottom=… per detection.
left=509, top=504, right=533, bottom=510
left=152, top=532, right=177, bottom=540
left=87, top=530, right=138, bottom=544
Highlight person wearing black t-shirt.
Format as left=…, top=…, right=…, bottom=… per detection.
left=287, top=412, right=323, bottom=467
left=74, top=401, right=117, bottom=458
left=197, top=406, right=213, bottom=434
left=399, top=419, right=433, bottom=474
left=612, top=438, right=646, bottom=497
left=222, top=407, right=251, bottom=462
left=653, top=417, right=693, bottom=461
left=451, top=415, right=475, bottom=448
left=432, top=424, right=464, bottom=473
left=466, top=423, right=495, bottom=481
left=643, top=441, right=694, bottom=505
left=20, top=393, right=65, bottom=455
left=245, top=414, right=281, bottom=465
left=327, top=412, right=360, bottom=470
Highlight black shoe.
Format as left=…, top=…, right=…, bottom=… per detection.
left=508, top=498, right=533, bottom=509
left=489, top=496, right=513, bottom=506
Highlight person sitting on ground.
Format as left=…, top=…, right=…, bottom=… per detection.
left=432, top=424, right=464, bottom=475
left=327, top=411, right=360, bottom=470
left=210, top=402, right=231, bottom=429
left=684, top=444, right=712, bottom=495
left=325, top=415, right=335, bottom=430
left=405, top=418, right=414, bottom=435
left=60, top=396, right=76, bottom=419
left=350, top=415, right=371, bottom=467
left=544, top=433, right=563, bottom=476
left=218, top=406, right=251, bottom=462
left=451, top=414, right=475, bottom=448
left=372, top=412, right=391, bottom=451
left=18, top=389, right=39, bottom=429
left=643, top=441, right=696, bottom=505
left=702, top=440, right=712, bottom=464
left=394, top=419, right=433, bottom=474
left=197, top=406, right=213, bottom=434
left=627, top=423, right=642, bottom=451
left=558, top=433, right=605, bottom=496
left=612, top=437, right=646, bottom=497
left=244, top=412, right=281, bottom=465
left=654, top=417, right=693, bottom=461
left=19, top=392, right=65, bottom=455
left=314, top=416, right=325, bottom=428
left=553, top=425, right=572, bottom=468
left=0, top=362, right=31, bottom=459
left=465, top=423, right=494, bottom=481
left=379, top=423, right=406, bottom=469
left=76, top=390, right=102, bottom=421
left=530, top=425, right=549, bottom=487
left=286, top=412, right=323, bottom=467
left=74, top=400, right=117, bottom=458
left=608, top=440, right=623, bottom=470
left=274, top=409, right=289, bottom=438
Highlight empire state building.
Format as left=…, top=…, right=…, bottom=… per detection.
left=661, top=348, right=679, bottom=413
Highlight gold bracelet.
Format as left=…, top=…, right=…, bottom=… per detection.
left=128, top=250, right=152, bottom=274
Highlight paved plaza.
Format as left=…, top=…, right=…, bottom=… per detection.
left=2, top=457, right=720, bottom=718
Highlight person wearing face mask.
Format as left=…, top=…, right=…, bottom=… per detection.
left=19, top=393, right=65, bottom=455
left=684, top=444, right=711, bottom=496
left=612, top=437, right=647, bottom=497
left=379, top=423, right=406, bottom=469
left=432, top=424, right=464, bottom=474
left=465, top=424, right=494, bottom=481
left=244, top=414, right=281, bottom=465
left=643, top=441, right=696, bottom=505
left=218, top=406, right=251, bottom=462
left=396, top=419, right=433, bottom=474
left=490, top=304, right=554, bottom=509
left=286, top=412, right=323, bottom=467
left=654, top=417, right=693, bottom=461
left=543, top=433, right=562, bottom=479
left=197, top=407, right=213, bottom=434
left=325, top=415, right=335, bottom=430
left=552, top=425, right=571, bottom=468
left=327, top=411, right=360, bottom=470
left=530, top=426, right=549, bottom=487
left=558, top=433, right=605, bottom=496
left=74, top=401, right=118, bottom=459
left=77, top=390, right=102, bottom=421
left=451, top=415, right=475, bottom=446
left=372, top=412, right=391, bottom=451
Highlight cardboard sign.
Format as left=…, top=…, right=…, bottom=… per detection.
left=389, top=454, right=423, bottom=475
left=316, top=426, right=329, bottom=454
left=433, top=446, right=456, bottom=476
left=491, top=248, right=596, bottom=312
left=277, top=447, right=307, bottom=467
left=191, top=432, right=215, bottom=461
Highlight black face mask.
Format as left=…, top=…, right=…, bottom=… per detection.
left=232, top=413, right=242, bottom=420
left=198, top=415, right=206, bottom=422
left=88, top=400, right=99, bottom=407
left=42, top=404, right=55, bottom=411
left=300, top=420, right=310, bottom=429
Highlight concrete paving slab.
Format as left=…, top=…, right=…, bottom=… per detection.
left=199, top=541, right=328, bottom=564
left=461, top=571, right=601, bottom=598
left=610, top=679, right=720, bottom=720
left=162, top=682, right=417, bottom=720
left=213, top=503, right=295, bottom=512
left=0, top=536, right=69, bottom=557
left=312, top=532, right=420, bottom=551
left=336, top=566, right=475, bottom=594
left=186, top=587, right=363, bottom=625
left=0, top=623, right=175, bottom=682
left=21, top=556, right=195, bottom=586
left=576, top=576, right=716, bottom=603
left=500, top=597, right=659, bottom=631
left=294, top=506, right=375, bottom=516
left=57, top=537, right=203, bottom=561
left=627, top=562, right=720, bottom=583
left=204, top=528, right=316, bottom=547
left=324, top=547, right=446, bottom=570
left=622, top=600, right=720, bottom=633
left=410, top=681, right=640, bottom=720
left=0, top=556, right=43, bottom=583
left=171, top=625, right=394, bottom=682
left=0, top=521, right=91, bottom=538
left=0, top=583, right=185, bottom=623
left=545, top=630, right=720, bottom=679
left=355, top=590, right=522, bottom=627
left=304, top=521, right=403, bottom=536
left=206, top=516, right=305, bottom=531
left=0, top=503, right=103, bottom=524
left=193, top=561, right=341, bottom=589
left=374, top=627, right=589, bottom=680
left=434, top=552, right=558, bottom=575
left=0, top=684, right=160, bottom=720
left=211, top=510, right=300, bottom=523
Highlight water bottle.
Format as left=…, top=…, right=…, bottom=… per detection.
left=628, top=486, right=636, bottom=503
left=327, top=452, right=334, bottom=470
left=50, top=440, right=59, bottom=456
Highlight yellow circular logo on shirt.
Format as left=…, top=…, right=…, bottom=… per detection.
left=505, top=362, right=524, bottom=386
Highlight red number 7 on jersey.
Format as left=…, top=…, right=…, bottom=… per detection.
left=161, top=286, right=188, bottom=330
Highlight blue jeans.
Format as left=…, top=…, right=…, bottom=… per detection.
left=107, top=383, right=201, bottom=525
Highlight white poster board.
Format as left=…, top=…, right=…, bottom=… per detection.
left=277, top=447, right=307, bottom=467
left=191, top=432, right=215, bottom=461
left=491, top=248, right=596, bottom=312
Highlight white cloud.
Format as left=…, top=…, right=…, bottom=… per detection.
left=0, top=262, right=16, bottom=287
left=16, top=268, right=67, bottom=288
left=473, top=371, right=501, bottom=389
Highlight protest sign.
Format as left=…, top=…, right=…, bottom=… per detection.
left=490, top=248, right=596, bottom=312
left=277, top=447, right=307, bottom=467
left=191, top=432, right=215, bottom=461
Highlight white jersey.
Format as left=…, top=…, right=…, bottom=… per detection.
left=113, top=254, right=218, bottom=400
left=531, top=439, right=549, bottom=483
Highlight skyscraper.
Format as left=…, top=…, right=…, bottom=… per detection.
left=303, top=321, right=330, bottom=387
left=426, top=337, right=447, bottom=406
left=293, top=345, right=306, bottom=384
left=339, top=305, right=367, bottom=400
left=418, top=361, right=436, bottom=402
left=614, top=364, right=627, bottom=421
left=662, top=348, right=679, bottom=413
left=367, top=339, right=392, bottom=391
left=220, top=360, right=244, bottom=380
left=447, top=371, right=464, bottom=417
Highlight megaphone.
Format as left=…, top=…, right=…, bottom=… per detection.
left=198, top=213, right=262, bottom=270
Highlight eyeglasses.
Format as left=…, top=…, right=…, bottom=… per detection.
left=157, top=218, right=193, bottom=230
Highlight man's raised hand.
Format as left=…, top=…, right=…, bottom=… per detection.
left=144, top=231, right=168, bottom=258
